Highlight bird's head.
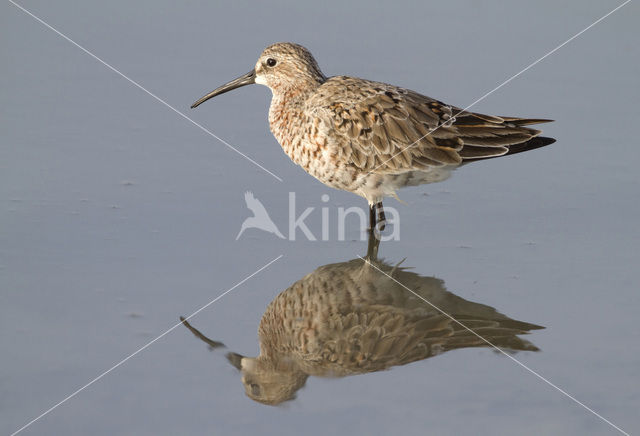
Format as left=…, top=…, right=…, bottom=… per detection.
left=191, top=42, right=325, bottom=108
left=226, top=352, right=308, bottom=405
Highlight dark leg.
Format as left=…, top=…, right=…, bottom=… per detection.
left=369, top=204, right=376, bottom=231
left=376, top=201, right=386, bottom=232
left=366, top=227, right=380, bottom=260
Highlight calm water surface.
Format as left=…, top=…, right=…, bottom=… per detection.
left=2, top=1, right=639, bottom=435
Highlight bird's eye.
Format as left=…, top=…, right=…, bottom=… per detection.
left=266, top=58, right=277, bottom=67
left=250, top=383, right=261, bottom=396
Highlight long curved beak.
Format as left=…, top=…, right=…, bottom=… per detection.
left=226, top=352, right=245, bottom=370
left=190, top=69, right=256, bottom=109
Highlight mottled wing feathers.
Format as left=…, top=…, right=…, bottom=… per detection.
left=307, top=76, right=552, bottom=172
left=318, top=311, right=542, bottom=372
left=307, top=77, right=461, bottom=172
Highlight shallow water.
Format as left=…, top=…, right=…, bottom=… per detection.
left=2, top=1, right=639, bottom=435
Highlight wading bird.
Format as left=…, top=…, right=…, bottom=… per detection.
left=192, top=43, right=554, bottom=232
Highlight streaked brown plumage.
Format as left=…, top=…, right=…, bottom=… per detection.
left=192, top=42, right=555, bottom=230
left=181, top=252, right=543, bottom=405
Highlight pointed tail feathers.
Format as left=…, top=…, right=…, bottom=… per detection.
left=462, top=136, right=555, bottom=162
left=502, top=136, right=556, bottom=158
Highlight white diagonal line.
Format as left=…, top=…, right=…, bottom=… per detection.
left=8, top=0, right=283, bottom=182
left=368, top=0, right=631, bottom=175
left=358, top=256, right=629, bottom=436
left=10, top=254, right=284, bottom=436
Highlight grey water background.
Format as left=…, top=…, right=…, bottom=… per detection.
left=2, top=0, right=639, bottom=434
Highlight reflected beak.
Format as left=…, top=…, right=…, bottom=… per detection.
left=226, top=352, right=244, bottom=370
left=190, top=69, right=256, bottom=108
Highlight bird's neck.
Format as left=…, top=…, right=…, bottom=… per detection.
left=268, top=86, right=314, bottom=150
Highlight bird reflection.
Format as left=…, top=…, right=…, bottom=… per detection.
left=181, top=240, right=543, bottom=405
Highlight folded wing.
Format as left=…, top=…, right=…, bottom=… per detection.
left=307, top=76, right=553, bottom=172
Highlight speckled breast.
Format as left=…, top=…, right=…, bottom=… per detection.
left=269, top=96, right=359, bottom=192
